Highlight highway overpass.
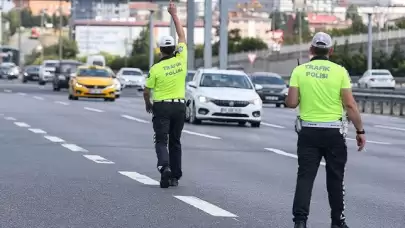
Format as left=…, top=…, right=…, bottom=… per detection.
left=195, top=29, right=405, bottom=75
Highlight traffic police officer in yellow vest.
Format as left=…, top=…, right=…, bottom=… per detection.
left=285, top=32, right=366, bottom=228
left=143, top=0, right=187, bottom=188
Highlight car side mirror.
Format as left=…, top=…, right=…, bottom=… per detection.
left=187, top=81, right=197, bottom=88
left=286, top=84, right=289, bottom=88
left=254, top=84, right=263, bottom=90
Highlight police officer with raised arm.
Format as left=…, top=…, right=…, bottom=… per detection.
left=286, top=32, right=366, bottom=228
left=143, top=0, right=187, bottom=189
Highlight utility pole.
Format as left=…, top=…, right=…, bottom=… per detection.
left=148, top=10, right=154, bottom=69
left=186, top=0, right=195, bottom=69
left=367, top=13, right=372, bottom=71
left=203, top=0, right=212, bottom=68
left=218, top=0, right=228, bottom=69
left=18, top=0, right=22, bottom=67
left=0, top=0, right=3, bottom=48
left=58, top=0, right=63, bottom=62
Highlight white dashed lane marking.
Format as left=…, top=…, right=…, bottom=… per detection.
left=61, top=144, right=88, bottom=152
left=4, top=117, right=16, bottom=121
left=28, top=128, right=47, bottom=134
left=84, top=107, right=104, bottom=113
left=44, top=136, right=65, bottom=143
left=182, top=130, right=221, bottom=140
left=174, top=196, right=238, bottom=217
left=119, top=171, right=159, bottom=185
left=346, top=138, right=391, bottom=145
left=83, top=155, right=114, bottom=164
left=262, top=122, right=285, bottom=128
left=14, top=122, right=30, bottom=127
left=374, top=125, right=405, bottom=132
left=55, top=101, right=69, bottom=105
left=17, top=92, right=26, bottom=96
left=4, top=89, right=11, bottom=93
left=33, top=96, right=44, bottom=100
left=121, top=114, right=150, bottom=123
left=265, top=148, right=326, bottom=166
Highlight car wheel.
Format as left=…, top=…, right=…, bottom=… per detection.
left=276, top=103, right=281, bottom=108
left=251, top=121, right=261, bottom=128
left=39, top=81, right=45, bottom=85
left=190, top=102, right=201, bottom=124
left=115, top=94, right=120, bottom=98
left=238, top=121, right=247, bottom=126
left=53, top=86, right=60, bottom=91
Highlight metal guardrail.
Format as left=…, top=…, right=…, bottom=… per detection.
left=353, top=92, right=405, bottom=116
left=199, top=29, right=405, bottom=63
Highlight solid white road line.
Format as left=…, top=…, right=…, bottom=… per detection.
left=121, top=114, right=150, bottom=123
left=33, top=96, right=44, bottom=100
left=174, top=196, right=238, bottom=217
left=265, top=148, right=326, bottom=166
left=84, top=107, right=104, bottom=113
left=43, top=135, right=65, bottom=143
left=374, top=125, right=405, bottom=132
left=55, top=101, right=69, bottom=105
left=118, top=171, right=159, bottom=185
left=4, top=89, right=11, bottom=93
left=261, top=122, right=286, bottom=128
left=83, top=155, right=114, bottom=164
left=17, top=92, right=26, bottom=96
left=28, top=128, right=46, bottom=134
left=182, top=130, right=221, bottom=139
left=4, top=117, right=16, bottom=121
left=346, top=138, right=391, bottom=145
left=61, top=144, right=88, bottom=152
left=14, top=122, right=30, bottom=127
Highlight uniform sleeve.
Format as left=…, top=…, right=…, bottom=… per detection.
left=289, top=67, right=299, bottom=87
left=341, top=68, right=352, bottom=89
left=145, top=67, right=156, bottom=89
left=175, top=42, right=187, bottom=63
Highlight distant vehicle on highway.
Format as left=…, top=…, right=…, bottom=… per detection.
left=22, top=65, right=40, bottom=83
left=186, top=70, right=196, bottom=83
left=358, top=69, right=395, bottom=90
left=39, top=60, right=59, bottom=85
left=30, top=27, right=40, bottom=39
left=250, top=72, right=288, bottom=108
left=86, top=55, right=106, bottom=67
left=0, top=62, right=18, bottom=80
left=106, top=66, right=122, bottom=98
left=185, top=69, right=263, bottom=127
left=68, top=65, right=116, bottom=102
left=52, top=60, right=83, bottom=90
left=0, top=47, right=20, bottom=66
left=116, top=67, right=144, bottom=90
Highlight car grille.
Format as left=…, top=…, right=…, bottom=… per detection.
left=262, top=88, right=283, bottom=93
left=211, top=100, right=249, bottom=107
left=85, top=85, right=107, bottom=89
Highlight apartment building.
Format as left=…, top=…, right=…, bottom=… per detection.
left=72, top=0, right=129, bottom=20
left=13, top=0, right=71, bottom=15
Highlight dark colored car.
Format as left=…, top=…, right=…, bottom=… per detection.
left=52, top=60, right=83, bottom=91
left=250, top=72, right=288, bottom=108
left=22, top=65, right=40, bottom=82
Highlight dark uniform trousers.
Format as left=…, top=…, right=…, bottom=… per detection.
left=152, top=101, right=186, bottom=179
left=293, top=127, right=347, bottom=225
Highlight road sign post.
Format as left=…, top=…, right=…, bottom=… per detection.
left=248, top=53, right=256, bottom=65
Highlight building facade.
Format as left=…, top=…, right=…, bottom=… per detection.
left=71, top=0, right=129, bottom=20
left=13, top=0, right=71, bottom=15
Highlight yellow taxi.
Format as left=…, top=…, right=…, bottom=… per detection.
left=68, top=65, right=116, bottom=101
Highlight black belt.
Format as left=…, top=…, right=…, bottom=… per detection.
left=154, top=99, right=185, bottom=103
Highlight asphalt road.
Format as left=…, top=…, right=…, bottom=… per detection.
left=0, top=80, right=404, bottom=228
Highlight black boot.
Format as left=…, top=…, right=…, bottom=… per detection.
left=169, top=178, right=179, bottom=187
left=331, top=221, right=349, bottom=228
left=294, top=221, right=306, bottom=228
left=159, top=167, right=171, bottom=188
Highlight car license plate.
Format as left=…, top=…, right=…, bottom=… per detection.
left=220, top=108, right=241, bottom=113
left=89, top=89, right=102, bottom=94
left=265, top=96, right=278, bottom=100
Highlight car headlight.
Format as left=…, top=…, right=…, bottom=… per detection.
left=75, top=82, right=83, bottom=87
left=105, top=84, right=115, bottom=89
left=282, top=88, right=288, bottom=96
left=198, top=96, right=212, bottom=103
left=250, top=98, right=262, bottom=106
left=24, top=72, right=28, bottom=76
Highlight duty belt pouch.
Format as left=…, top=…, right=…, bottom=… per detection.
left=340, top=113, right=349, bottom=138
left=295, top=116, right=302, bottom=134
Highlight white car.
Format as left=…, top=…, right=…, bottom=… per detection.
left=39, top=60, right=59, bottom=85
left=106, top=67, right=121, bottom=98
left=117, top=68, right=145, bottom=90
left=358, top=69, right=395, bottom=90
left=185, top=69, right=263, bottom=127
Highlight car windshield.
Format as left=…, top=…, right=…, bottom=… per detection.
left=252, top=75, right=285, bottom=85
left=45, top=62, right=57, bottom=68
left=77, top=68, right=110, bottom=77
left=371, top=72, right=390, bottom=76
left=186, top=72, right=195, bottom=82
left=26, top=67, right=39, bottom=73
left=199, top=73, right=253, bottom=89
left=122, top=70, right=142, bottom=76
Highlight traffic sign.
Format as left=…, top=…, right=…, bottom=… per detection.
left=248, top=53, right=256, bottom=64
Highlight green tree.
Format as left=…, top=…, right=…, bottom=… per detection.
left=4, top=9, right=20, bottom=36
left=346, top=4, right=359, bottom=21
left=293, top=11, right=310, bottom=39
left=270, top=11, right=287, bottom=30
left=131, top=27, right=150, bottom=56
left=395, top=18, right=405, bottom=29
